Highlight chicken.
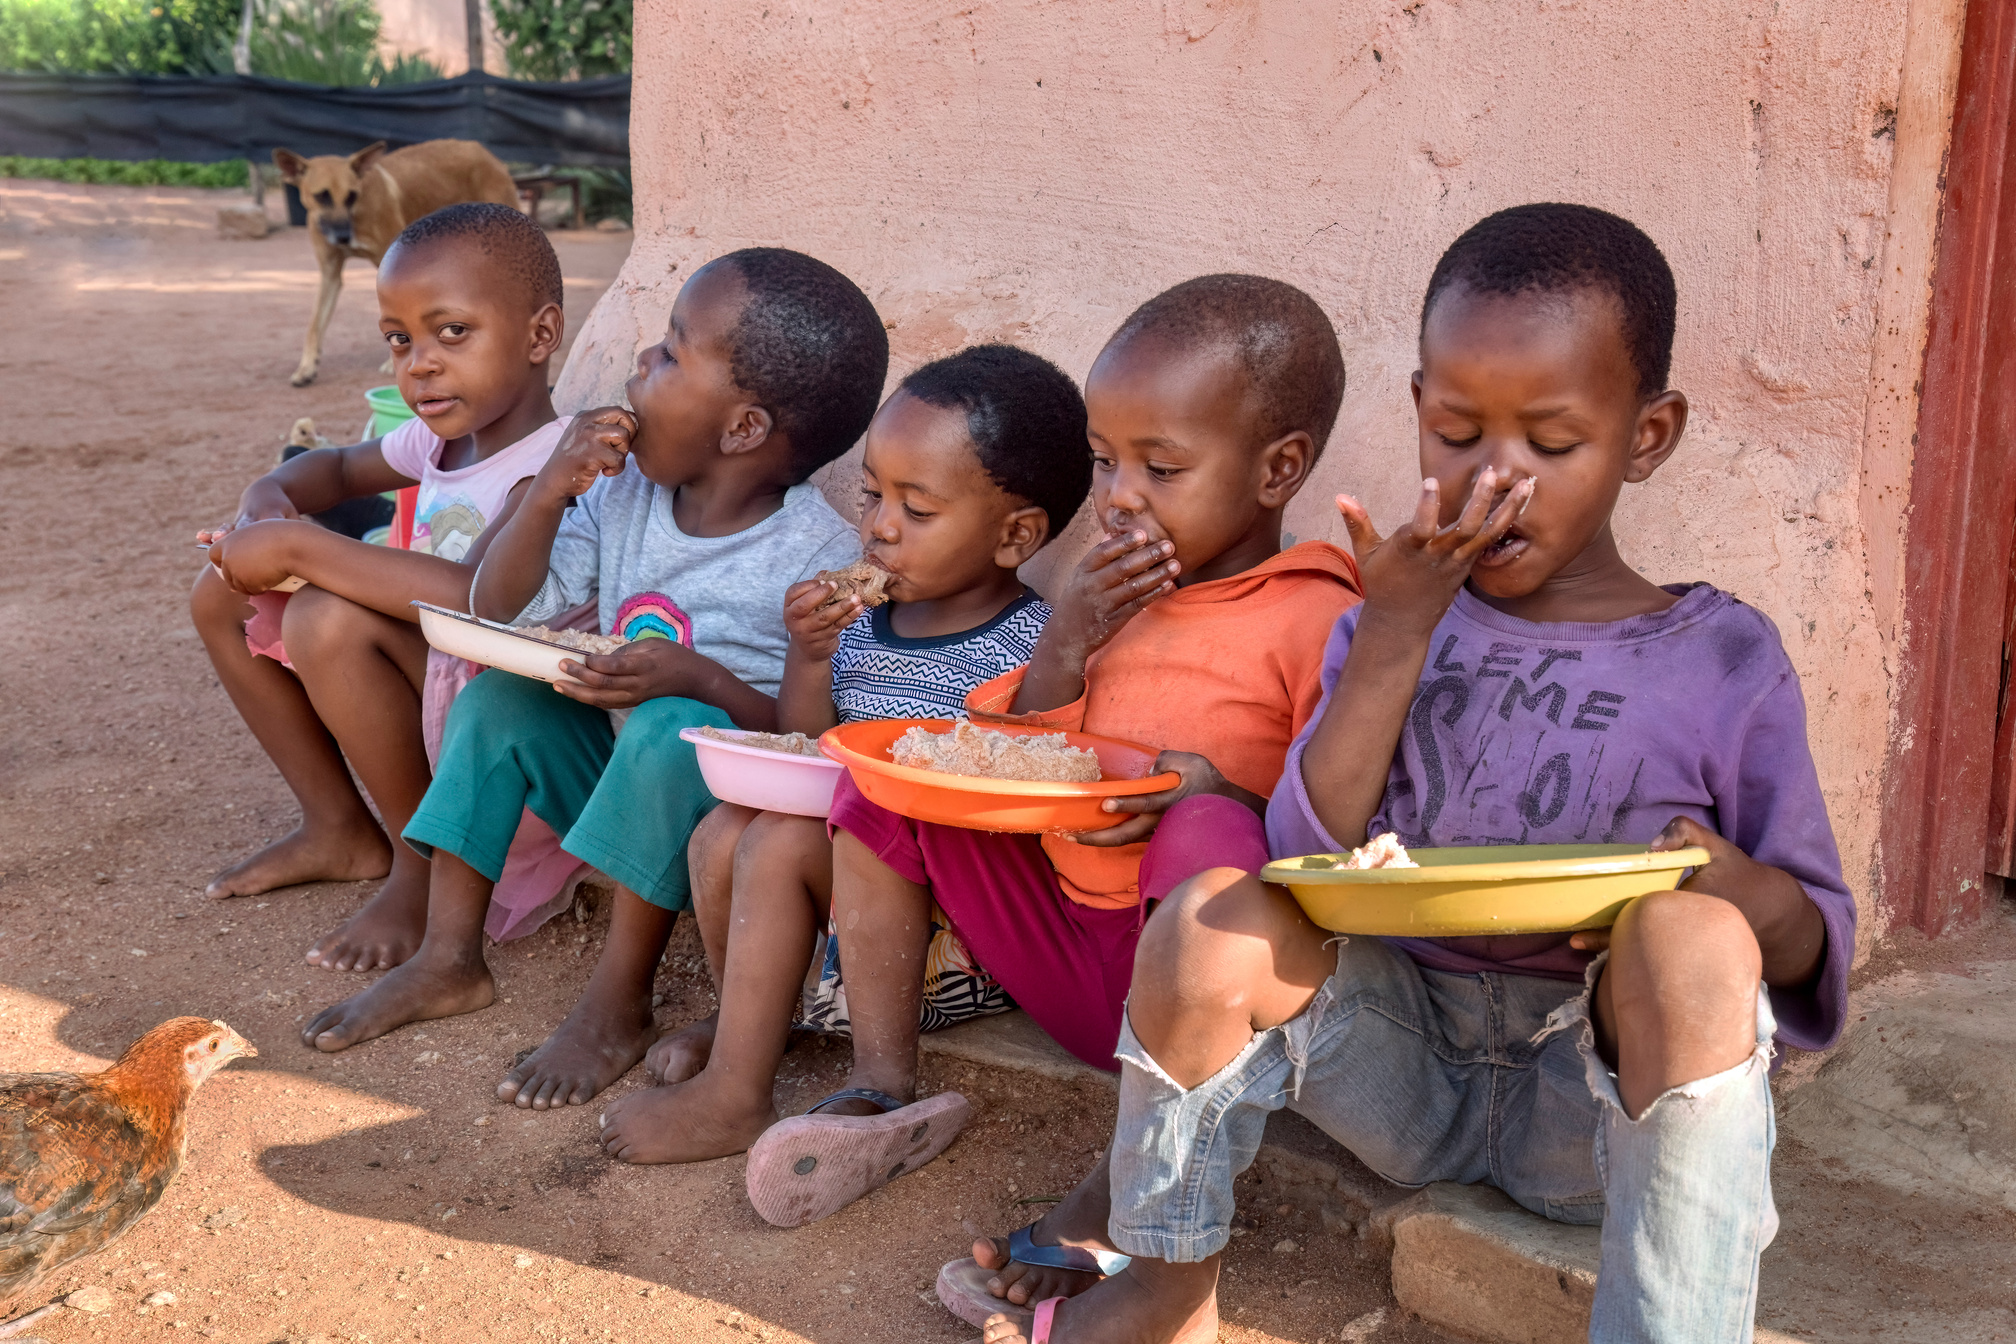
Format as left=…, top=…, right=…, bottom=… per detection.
left=0, top=1018, right=255, bottom=1317
left=283, top=417, right=331, bottom=452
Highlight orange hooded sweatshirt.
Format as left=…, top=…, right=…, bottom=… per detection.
left=964, top=541, right=1363, bottom=909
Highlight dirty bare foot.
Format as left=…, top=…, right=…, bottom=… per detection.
left=981, top=1257, right=1219, bottom=1344
left=205, top=820, right=391, bottom=900
left=975, top=1149, right=1118, bottom=1307
left=596, top=1069, right=778, bottom=1165
left=300, top=951, right=493, bottom=1052
left=304, top=858, right=429, bottom=971
left=644, top=1012, right=717, bottom=1084
left=496, top=984, right=656, bottom=1109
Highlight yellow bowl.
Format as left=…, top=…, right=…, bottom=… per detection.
left=1261, top=843, right=1711, bottom=937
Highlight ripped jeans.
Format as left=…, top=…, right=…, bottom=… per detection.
left=1108, top=935, right=1777, bottom=1343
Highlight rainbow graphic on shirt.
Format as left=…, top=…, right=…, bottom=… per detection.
left=613, top=591, right=692, bottom=645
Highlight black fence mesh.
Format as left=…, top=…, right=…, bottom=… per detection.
left=0, top=70, right=629, bottom=167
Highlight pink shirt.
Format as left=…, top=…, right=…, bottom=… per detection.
left=379, top=414, right=571, bottom=561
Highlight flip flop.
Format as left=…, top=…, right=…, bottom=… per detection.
left=937, top=1223, right=1132, bottom=1327
left=1032, top=1297, right=1063, bottom=1343
left=744, top=1087, right=970, bottom=1228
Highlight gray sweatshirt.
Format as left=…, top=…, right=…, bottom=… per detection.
left=511, top=467, right=858, bottom=698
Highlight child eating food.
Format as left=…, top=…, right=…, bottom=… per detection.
left=297, top=250, right=887, bottom=1088
left=964, top=204, right=1855, bottom=1344
left=195, top=203, right=570, bottom=972
left=740, top=275, right=1365, bottom=1229
left=587, top=344, right=1090, bottom=1160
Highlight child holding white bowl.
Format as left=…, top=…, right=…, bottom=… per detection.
left=596, top=344, right=1093, bottom=1163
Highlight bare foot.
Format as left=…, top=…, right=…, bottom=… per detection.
left=300, top=952, right=493, bottom=1052
left=496, top=987, right=656, bottom=1109
left=975, top=1148, right=1116, bottom=1306
left=981, top=1258, right=1219, bottom=1344
left=597, top=1070, right=778, bottom=1164
left=206, top=821, right=391, bottom=900
left=643, top=1012, right=717, bottom=1084
left=304, top=860, right=429, bottom=972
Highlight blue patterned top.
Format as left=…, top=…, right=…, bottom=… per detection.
left=830, top=590, right=1048, bottom=723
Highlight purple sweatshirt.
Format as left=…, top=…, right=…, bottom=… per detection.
left=1266, top=583, right=1854, bottom=1053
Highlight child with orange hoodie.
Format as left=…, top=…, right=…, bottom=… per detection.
left=738, top=275, right=1363, bottom=1229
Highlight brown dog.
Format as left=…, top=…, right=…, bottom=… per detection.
left=273, top=139, right=519, bottom=387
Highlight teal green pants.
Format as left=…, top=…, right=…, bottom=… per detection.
left=403, top=670, right=731, bottom=911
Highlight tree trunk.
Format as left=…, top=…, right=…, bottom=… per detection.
left=464, top=0, right=485, bottom=75
left=232, top=0, right=253, bottom=74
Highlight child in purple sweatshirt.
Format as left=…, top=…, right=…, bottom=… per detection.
left=953, top=204, right=1852, bottom=1344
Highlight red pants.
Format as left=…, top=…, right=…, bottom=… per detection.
left=829, top=777, right=1269, bottom=1069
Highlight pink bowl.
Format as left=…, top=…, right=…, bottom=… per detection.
left=679, top=727, right=845, bottom=818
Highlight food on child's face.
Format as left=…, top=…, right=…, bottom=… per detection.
left=1343, top=833, right=1417, bottom=870
left=521, top=626, right=630, bottom=655
left=890, top=721, right=1103, bottom=783
left=814, top=560, right=892, bottom=610
left=695, top=726, right=824, bottom=758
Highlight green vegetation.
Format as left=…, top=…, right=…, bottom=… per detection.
left=575, top=165, right=630, bottom=224
left=1, top=0, right=441, bottom=83
left=242, top=0, right=442, bottom=86
left=489, top=0, right=629, bottom=81
left=0, top=155, right=249, bottom=186
left=0, top=0, right=239, bottom=75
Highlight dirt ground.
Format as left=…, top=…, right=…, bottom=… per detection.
left=0, top=181, right=1435, bottom=1344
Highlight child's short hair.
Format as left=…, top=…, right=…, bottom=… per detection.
left=714, top=248, right=890, bottom=482
left=898, top=344, right=1091, bottom=542
left=1423, top=203, right=1677, bottom=398
left=1110, top=274, right=1346, bottom=455
left=393, top=202, right=563, bottom=312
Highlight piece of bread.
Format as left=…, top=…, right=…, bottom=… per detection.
left=815, top=560, right=892, bottom=610
left=890, top=721, right=1102, bottom=783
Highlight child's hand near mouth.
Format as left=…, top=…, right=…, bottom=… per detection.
left=1335, top=467, right=1534, bottom=635
left=782, top=578, right=865, bottom=663
left=1015, top=530, right=1180, bottom=711
left=533, top=407, right=637, bottom=504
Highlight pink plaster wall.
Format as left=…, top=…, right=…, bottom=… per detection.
left=374, top=0, right=503, bottom=75
left=555, top=0, right=1965, bottom=934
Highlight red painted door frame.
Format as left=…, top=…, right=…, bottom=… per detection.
left=1882, top=0, right=2016, bottom=936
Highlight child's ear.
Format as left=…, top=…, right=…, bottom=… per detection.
left=994, top=505, right=1051, bottom=569
left=1255, top=429, right=1318, bottom=510
left=1624, top=389, right=1689, bottom=484
left=719, top=403, right=775, bottom=457
left=527, top=301, right=564, bottom=367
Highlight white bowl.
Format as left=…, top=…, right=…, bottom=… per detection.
left=414, top=602, right=581, bottom=684
left=679, top=726, right=845, bottom=818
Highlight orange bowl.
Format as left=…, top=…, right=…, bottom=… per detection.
left=819, top=719, right=1181, bottom=834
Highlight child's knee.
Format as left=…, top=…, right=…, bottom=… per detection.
left=1617, top=890, right=1760, bottom=978
left=278, top=585, right=366, bottom=659
left=688, top=803, right=756, bottom=885
left=617, top=693, right=718, bottom=739
left=1608, top=890, right=1761, bottom=1028
left=1137, top=869, right=1282, bottom=988
left=190, top=562, right=250, bottom=627
left=739, top=810, right=829, bottom=862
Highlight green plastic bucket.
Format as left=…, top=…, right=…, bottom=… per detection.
left=366, top=385, right=417, bottom=439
